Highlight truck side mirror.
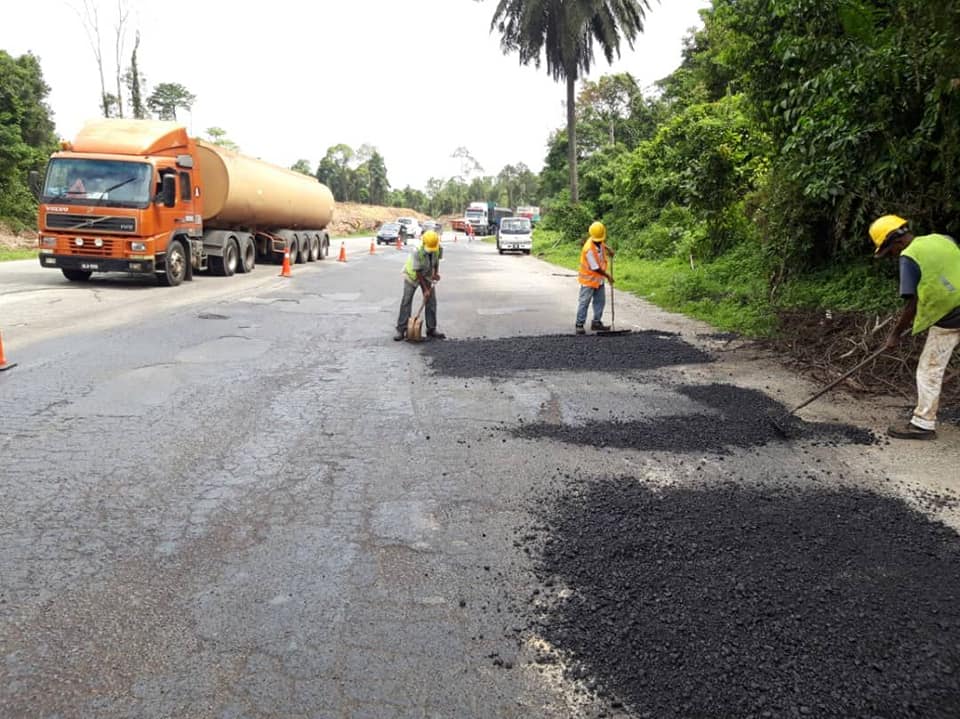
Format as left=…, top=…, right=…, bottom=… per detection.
left=28, top=170, right=41, bottom=200
left=160, top=174, right=176, bottom=207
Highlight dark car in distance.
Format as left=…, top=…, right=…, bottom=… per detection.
left=377, top=222, right=406, bottom=245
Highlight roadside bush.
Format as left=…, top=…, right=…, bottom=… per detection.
left=539, top=200, right=596, bottom=245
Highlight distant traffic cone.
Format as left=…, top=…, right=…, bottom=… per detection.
left=396, top=235, right=402, bottom=251
left=0, top=330, right=17, bottom=372
left=279, top=248, right=292, bottom=277
left=369, top=240, right=375, bottom=255
left=338, top=242, right=347, bottom=262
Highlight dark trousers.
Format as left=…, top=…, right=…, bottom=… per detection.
left=396, top=281, right=437, bottom=333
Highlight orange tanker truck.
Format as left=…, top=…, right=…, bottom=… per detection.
left=35, top=119, right=334, bottom=286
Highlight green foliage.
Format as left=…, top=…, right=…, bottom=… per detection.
left=539, top=200, right=595, bottom=245
left=290, top=159, right=312, bottom=175
left=0, top=247, right=37, bottom=262
left=146, top=82, right=195, bottom=121
left=0, top=51, right=57, bottom=227
left=204, top=127, right=239, bottom=152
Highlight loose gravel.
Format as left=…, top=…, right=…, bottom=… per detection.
left=520, top=477, right=960, bottom=718
left=422, top=331, right=713, bottom=378
left=514, top=383, right=877, bottom=452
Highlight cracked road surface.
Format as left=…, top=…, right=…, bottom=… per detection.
left=1, top=235, right=959, bottom=718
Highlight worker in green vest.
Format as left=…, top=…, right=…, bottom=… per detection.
left=394, top=230, right=446, bottom=341
left=871, top=215, right=960, bottom=439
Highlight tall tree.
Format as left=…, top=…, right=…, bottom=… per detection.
left=366, top=150, right=390, bottom=206
left=489, top=0, right=652, bottom=203
left=0, top=51, right=58, bottom=225
left=112, top=0, right=130, bottom=117
left=124, top=30, right=146, bottom=119
left=146, top=82, right=195, bottom=121
left=204, top=127, right=239, bottom=151
left=73, top=0, right=110, bottom=117
left=290, top=159, right=313, bottom=175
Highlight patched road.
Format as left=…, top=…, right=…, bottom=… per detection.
left=1, top=235, right=959, bottom=718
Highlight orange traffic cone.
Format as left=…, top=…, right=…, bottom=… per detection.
left=338, top=242, right=347, bottom=262
left=279, top=248, right=292, bottom=277
left=396, top=236, right=402, bottom=251
left=0, top=330, right=16, bottom=372
left=369, top=240, right=375, bottom=255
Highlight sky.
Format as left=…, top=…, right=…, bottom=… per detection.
left=2, top=0, right=709, bottom=192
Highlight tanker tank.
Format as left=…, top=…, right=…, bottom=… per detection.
left=196, top=142, right=334, bottom=231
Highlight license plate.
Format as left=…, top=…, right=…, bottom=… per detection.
left=80, top=262, right=100, bottom=270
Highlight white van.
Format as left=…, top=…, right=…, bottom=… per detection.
left=496, top=217, right=533, bottom=255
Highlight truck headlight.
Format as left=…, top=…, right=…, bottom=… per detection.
left=94, top=238, right=103, bottom=248
left=131, top=242, right=146, bottom=252
left=41, top=236, right=56, bottom=247
left=75, top=237, right=84, bottom=246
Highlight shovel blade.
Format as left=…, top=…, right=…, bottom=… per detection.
left=406, top=317, right=423, bottom=342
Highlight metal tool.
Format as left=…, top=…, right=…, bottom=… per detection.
left=597, top=257, right=632, bottom=337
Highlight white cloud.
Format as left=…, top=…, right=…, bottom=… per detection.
left=3, top=0, right=708, bottom=191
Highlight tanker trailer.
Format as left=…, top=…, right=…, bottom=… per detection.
left=36, top=119, right=334, bottom=287
left=196, top=142, right=334, bottom=272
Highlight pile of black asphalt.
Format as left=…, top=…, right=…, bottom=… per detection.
left=513, top=383, right=877, bottom=452
left=421, top=331, right=713, bottom=378
left=519, top=477, right=960, bottom=718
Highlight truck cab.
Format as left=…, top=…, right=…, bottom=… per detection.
left=37, top=121, right=203, bottom=286
left=496, top=217, right=533, bottom=255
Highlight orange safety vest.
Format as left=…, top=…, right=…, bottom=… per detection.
left=578, top=238, right=607, bottom=288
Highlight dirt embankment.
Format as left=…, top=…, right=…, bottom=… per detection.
left=0, top=223, right=37, bottom=251
left=329, top=202, right=431, bottom=236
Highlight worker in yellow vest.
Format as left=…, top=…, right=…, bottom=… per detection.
left=394, top=230, right=446, bottom=341
left=871, top=215, right=960, bottom=439
left=575, top=221, right=616, bottom=334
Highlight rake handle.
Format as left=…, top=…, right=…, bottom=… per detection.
left=790, top=344, right=889, bottom=413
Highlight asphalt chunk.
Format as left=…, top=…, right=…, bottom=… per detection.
left=421, top=331, right=713, bottom=378
left=523, top=478, right=960, bottom=718
left=514, top=383, right=876, bottom=451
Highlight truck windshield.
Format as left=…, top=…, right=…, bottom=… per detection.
left=42, top=159, right=153, bottom=209
left=466, top=210, right=484, bottom=220
left=500, top=219, right=531, bottom=234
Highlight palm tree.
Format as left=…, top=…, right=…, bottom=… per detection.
left=489, top=0, right=652, bottom=203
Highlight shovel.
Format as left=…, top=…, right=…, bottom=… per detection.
left=596, top=257, right=632, bottom=337
left=405, top=284, right=432, bottom=343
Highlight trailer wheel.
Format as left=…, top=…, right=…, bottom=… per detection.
left=320, top=236, right=329, bottom=259
left=309, top=235, right=320, bottom=262
left=157, top=240, right=187, bottom=287
left=238, top=239, right=255, bottom=273
left=210, top=239, right=238, bottom=277
left=62, top=268, right=92, bottom=282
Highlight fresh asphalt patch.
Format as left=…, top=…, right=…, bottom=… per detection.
left=513, top=383, right=877, bottom=452
left=518, top=476, right=960, bottom=718
left=421, top=331, right=713, bottom=378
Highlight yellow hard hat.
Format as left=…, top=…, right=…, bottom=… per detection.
left=868, top=215, right=908, bottom=254
left=422, top=230, right=440, bottom=251
left=589, top=221, right=606, bottom=241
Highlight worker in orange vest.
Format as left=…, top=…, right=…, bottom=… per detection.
left=575, top=221, right=616, bottom=334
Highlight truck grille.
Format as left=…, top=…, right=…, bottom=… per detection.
left=45, top=214, right=137, bottom=233
left=65, top=238, right=117, bottom=256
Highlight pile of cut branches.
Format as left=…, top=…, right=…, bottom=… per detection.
left=763, top=310, right=960, bottom=407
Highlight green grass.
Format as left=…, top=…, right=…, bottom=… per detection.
left=481, top=236, right=496, bottom=244
left=0, top=248, right=37, bottom=262
left=532, top=230, right=895, bottom=337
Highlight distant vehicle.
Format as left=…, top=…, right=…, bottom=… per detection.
left=516, top=205, right=541, bottom=225
left=377, top=222, right=405, bottom=245
left=421, top=220, right=442, bottom=237
left=450, top=217, right=470, bottom=233
left=496, top=217, right=533, bottom=255
left=396, top=216, right=421, bottom=239
left=465, top=201, right=512, bottom=235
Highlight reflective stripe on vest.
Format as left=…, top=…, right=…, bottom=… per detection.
left=901, top=234, right=960, bottom=334
left=578, top=238, right=607, bottom=288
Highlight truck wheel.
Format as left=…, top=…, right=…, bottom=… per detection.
left=210, top=239, right=238, bottom=277
left=62, top=268, right=92, bottom=282
left=309, top=235, right=320, bottom=262
left=157, top=240, right=187, bottom=287
left=293, top=239, right=306, bottom=264
left=238, top=239, right=255, bottom=273
left=319, top=237, right=329, bottom=260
